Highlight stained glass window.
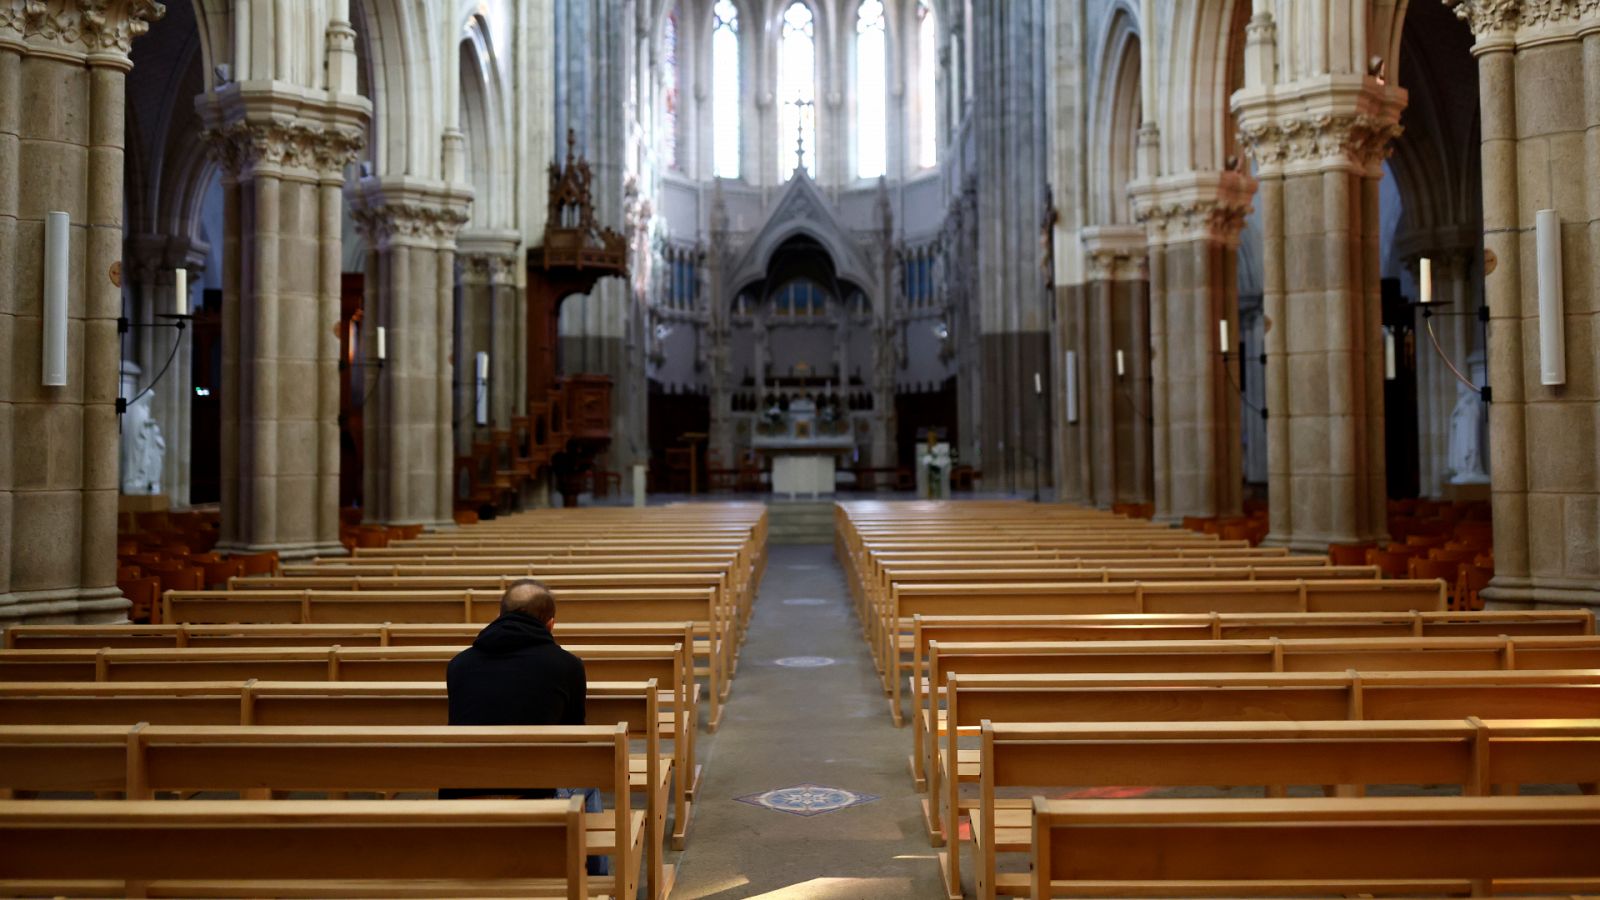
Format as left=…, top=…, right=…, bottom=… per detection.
left=662, top=6, right=679, bottom=169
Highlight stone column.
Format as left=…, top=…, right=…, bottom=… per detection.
left=1450, top=0, right=1600, bottom=609
left=456, top=233, right=519, bottom=453
left=0, top=0, right=166, bottom=627
left=1132, top=172, right=1254, bottom=521
left=1236, top=88, right=1403, bottom=550
left=1066, top=226, right=1151, bottom=508
left=349, top=179, right=470, bottom=529
left=200, top=85, right=366, bottom=560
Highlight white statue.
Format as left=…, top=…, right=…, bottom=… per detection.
left=917, top=441, right=952, bottom=499
left=1447, top=352, right=1490, bottom=485
left=120, top=361, right=166, bottom=495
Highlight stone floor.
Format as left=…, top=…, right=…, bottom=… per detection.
left=668, top=543, right=947, bottom=899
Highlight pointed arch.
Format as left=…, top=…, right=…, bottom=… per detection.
left=1089, top=3, right=1142, bottom=225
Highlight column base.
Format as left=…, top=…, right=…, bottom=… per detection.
left=0, top=586, right=131, bottom=628
left=1482, top=578, right=1600, bottom=613
left=214, top=540, right=349, bottom=563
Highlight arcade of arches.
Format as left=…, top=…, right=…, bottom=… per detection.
left=2, top=0, right=1598, bottom=621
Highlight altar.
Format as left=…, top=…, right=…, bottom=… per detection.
left=751, top=399, right=855, bottom=499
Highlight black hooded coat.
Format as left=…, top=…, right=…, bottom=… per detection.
left=441, top=612, right=587, bottom=799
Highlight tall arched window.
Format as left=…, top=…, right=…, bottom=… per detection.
left=712, top=0, right=740, bottom=178
left=662, top=5, right=679, bottom=170
left=917, top=0, right=938, bottom=168
left=778, top=2, right=816, bottom=179
left=855, top=0, right=886, bottom=179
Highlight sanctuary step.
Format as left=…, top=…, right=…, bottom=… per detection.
left=767, top=501, right=836, bottom=545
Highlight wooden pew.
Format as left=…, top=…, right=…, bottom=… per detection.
left=0, top=644, right=703, bottom=850
left=878, top=578, right=1448, bottom=725
left=0, top=797, right=594, bottom=898
left=966, top=719, right=1600, bottom=900
left=1028, top=795, right=1600, bottom=898
left=0, top=678, right=702, bottom=852
left=928, top=668, right=1600, bottom=853
left=913, top=633, right=1600, bottom=795
left=0, top=724, right=662, bottom=900
left=161, top=586, right=733, bottom=731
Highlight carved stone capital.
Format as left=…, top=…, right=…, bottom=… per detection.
left=458, top=251, right=517, bottom=285
left=1, top=0, right=165, bottom=58
left=1446, top=0, right=1600, bottom=35
left=1134, top=197, right=1253, bottom=245
left=350, top=200, right=470, bottom=249
left=204, top=117, right=365, bottom=179
left=1237, top=113, right=1403, bottom=172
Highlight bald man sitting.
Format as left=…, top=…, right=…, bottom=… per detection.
left=442, top=578, right=588, bottom=799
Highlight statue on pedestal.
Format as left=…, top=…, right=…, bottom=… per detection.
left=1447, top=352, right=1490, bottom=485
left=119, top=361, right=166, bottom=496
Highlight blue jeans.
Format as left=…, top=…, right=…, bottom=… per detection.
left=557, top=787, right=610, bottom=877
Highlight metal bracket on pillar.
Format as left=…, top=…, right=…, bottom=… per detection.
left=338, top=358, right=387, bottom=428
left=116, top=313, right=192, bottom=418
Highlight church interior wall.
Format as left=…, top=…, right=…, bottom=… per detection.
left=13, top=0, right=1600, bottom=623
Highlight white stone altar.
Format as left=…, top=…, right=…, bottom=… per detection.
left=752, top=398, right=855, bottom=499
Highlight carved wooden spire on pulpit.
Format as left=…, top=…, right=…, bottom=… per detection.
left=521, top=130, right=630, bottom=505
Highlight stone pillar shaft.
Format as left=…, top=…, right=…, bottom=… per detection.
left=1133, top=172, right=1253, bottom=521
left=1456, top=5, right=1600, bottom=609
left=201, top=84, right=367, bottom=559
left=0, top=1, right=165, bottom=627
left=350, top=180, right=469, bottom=529
left=1236, top=84, right=1403, bottom=549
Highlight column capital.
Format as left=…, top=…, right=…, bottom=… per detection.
left=1080, top=224, right=1148, bottom=283
left=1130, top=170, right=1256, bottom=247
left=348, top=177, right=473, bottom=250
left=199, top=83, right=369, bottom=181
left=1233, top=75, right=1406, bottom=177
left=0, top=0, right=165, bottom=61
left=1447, top=0, right=1600, bottom=39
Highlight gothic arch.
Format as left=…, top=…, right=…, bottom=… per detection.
left=458, top=14, right=513, bottom=230
left=1157, top=0, right=1250, bottom=174
left=1088, top=4, right=1141, bottom=225
left=351, top=0, right=438, bottom=177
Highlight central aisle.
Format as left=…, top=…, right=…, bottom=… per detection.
left=670, top=543, right=946, bottom=899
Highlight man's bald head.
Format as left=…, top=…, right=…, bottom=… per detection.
left=501, top=579, right=556, bottom=626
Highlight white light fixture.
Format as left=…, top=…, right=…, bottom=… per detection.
left=1115, top=349, right=1126, bottom=379
left=376, top=326, right=387, bottom=361
left=1383, top=328, right=1397, bottom=381
left=1064, top=351, right=1079, bottom=424
left=1418, top=257, right=1433, bottom=305
left=1536, top=208, right=1566, bottom=386
left=474, top=351, right=490, bottom=426
left=1218, top=318, right=1230, bottom=352
left=1033, top=371, right=1042, bottom=396
left=42, top=211, right=69, bottom=387
left=174, top=267, right=188, bottom=316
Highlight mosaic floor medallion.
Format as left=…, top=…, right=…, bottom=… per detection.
left=735, top=783, right=880, bottom=817
left=773, top=656, right=836, bottom=668
left=782, top=597, right=829, bottom=606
